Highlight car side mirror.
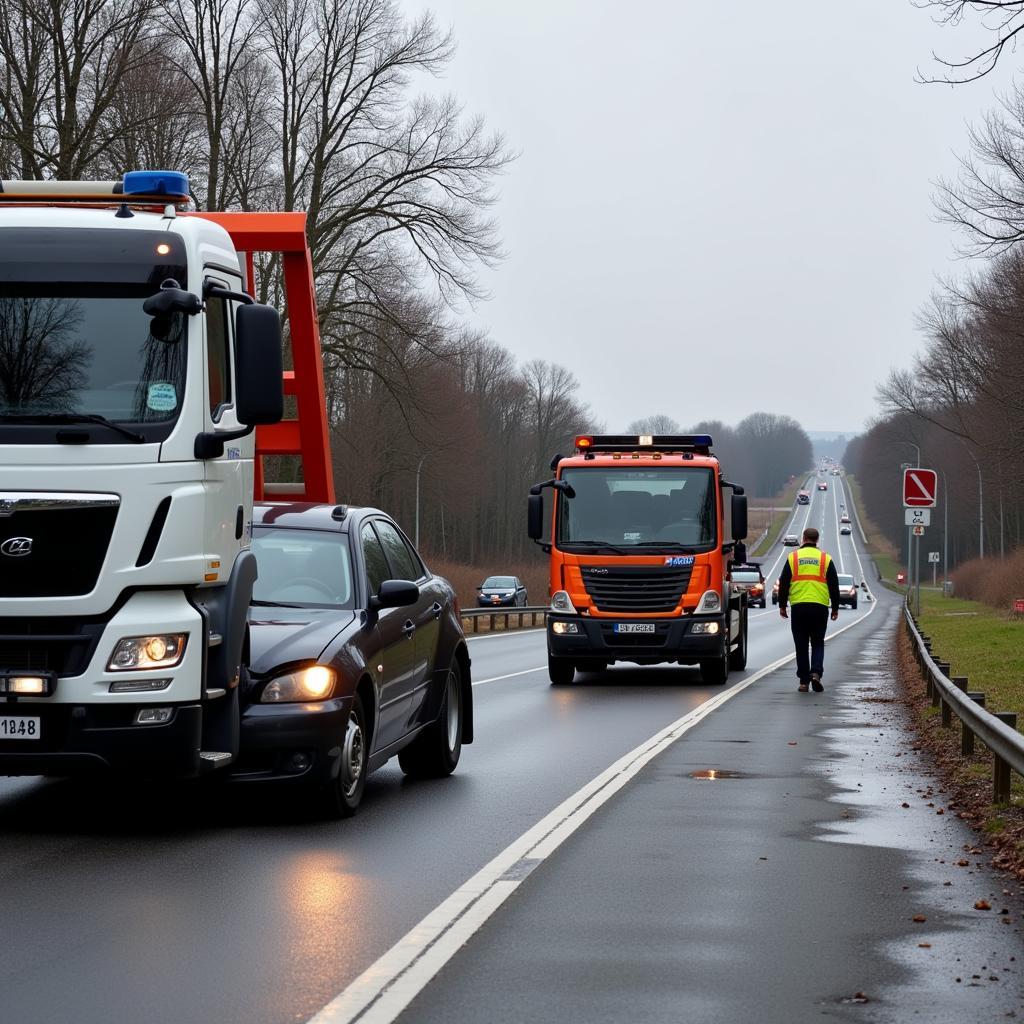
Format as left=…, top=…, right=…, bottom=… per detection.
left=370, top=579, right=419, bottom=611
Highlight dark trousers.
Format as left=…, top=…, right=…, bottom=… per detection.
left=790, top=603, right=829, bottom=682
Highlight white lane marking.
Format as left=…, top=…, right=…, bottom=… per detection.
left=471, top=667, right=545, bottom=687
left=306, top=594, right=877, bottom=1024
left=831, top=482, right=845, bottom=572
left=466, top=628, right=545, bottom=643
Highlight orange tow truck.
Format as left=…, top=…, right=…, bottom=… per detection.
left=527, top=434, right=750, bottom=685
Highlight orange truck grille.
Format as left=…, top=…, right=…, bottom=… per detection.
left=580, top=564, right=693, bottom=613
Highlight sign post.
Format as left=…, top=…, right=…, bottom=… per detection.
left=903, top=469, right=938, bottom=617
left=929, top=550, right=940, bottom=587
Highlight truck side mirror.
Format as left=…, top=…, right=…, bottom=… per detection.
left=731, top=493, right=748, bottom=541
left=235, top=304, right=283, bottom=425
left=527, top=493, right=544, bottom=540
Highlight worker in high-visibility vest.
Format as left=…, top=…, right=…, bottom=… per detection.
left=777, top=526, right=840, bottom=692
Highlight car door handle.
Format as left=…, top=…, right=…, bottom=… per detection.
left=402, top=620, right=416, bottom=639
left=431, top=602, right=442, bottom=619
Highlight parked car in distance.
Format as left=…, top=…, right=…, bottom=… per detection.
left=242, top=503, right=473, bottom=817
left=817, top=481, right=828, bottom=491
left=477, top=575, right=528, bottom=607
left=837, top=573, right=858, bottom=609
left=840, top=524, right=852, bottom=535
left=729, top=563, right=766, bottom=608
left=783, top=533, right=800, bottom=546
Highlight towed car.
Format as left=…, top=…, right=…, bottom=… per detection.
left=240, top=503, right=472, bottom=817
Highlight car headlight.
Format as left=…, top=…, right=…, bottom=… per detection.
left=260, top=665, right=335, bottom=703
left=696, top=590, right=721, bottom=613
left=550, top=590, right=576, bottom=614
left=108, top=634, right=187, bottom=671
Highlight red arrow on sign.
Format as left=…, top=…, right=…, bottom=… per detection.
left=903, top=468, right=938, bottom=508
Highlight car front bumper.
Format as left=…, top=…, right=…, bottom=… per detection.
left=235, top=697, right=354, bottom=783
left=547, top=613, right=727, bottom=665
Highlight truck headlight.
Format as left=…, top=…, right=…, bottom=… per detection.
left=551, top=620, right=579, bottom=635
left=550, top=590, right=576, bottom=614
left=261, top=665, right=335, bottom=703
left=108, top=634, right=187, bottom=671
left=696, top=590, right=722, bottom=613
left=691, top=622, right=720, bottom=635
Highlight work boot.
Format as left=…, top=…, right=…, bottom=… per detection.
left=811, top=673, right=824, bottom=693
left=798, top=682, right=809, bottom=693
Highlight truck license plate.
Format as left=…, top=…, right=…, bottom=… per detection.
left=614, top=623, right=655, bottom=634
left=0, top=716, right=40, bottom=740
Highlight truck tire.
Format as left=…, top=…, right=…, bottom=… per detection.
left=319, top=693, right=368, bottom=818
left=700, top=654, right=729, bottom=686
left=729, top=608, right=748, bottom=671
left=399, top=658, right=464, bottom=779
left=548, top=655, right=575, bottom=686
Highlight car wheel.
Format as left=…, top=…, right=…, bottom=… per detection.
left=548, top=655, right=575, bottom=685
left=320, top=693, right=368, bottom=819
left=398, top=658, right=463, bottom=778
left=852, top=599, right=858, bottom=610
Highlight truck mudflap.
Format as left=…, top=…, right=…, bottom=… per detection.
left=546, top=613, right=728, bottom=665
left=0, top=703, right=204, bottom=778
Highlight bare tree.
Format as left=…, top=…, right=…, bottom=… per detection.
left=626, top=414, right=681, bottom=434
left=916, top=0, right=1024, bottom=83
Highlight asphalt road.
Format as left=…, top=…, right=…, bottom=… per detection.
left=1, top=476, right=1019, bottom=1023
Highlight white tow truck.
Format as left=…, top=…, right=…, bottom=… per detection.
left=0, top=171, right=283, bottom=777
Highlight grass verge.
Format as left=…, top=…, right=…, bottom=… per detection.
left=915, top=588, right=1024, bottom=717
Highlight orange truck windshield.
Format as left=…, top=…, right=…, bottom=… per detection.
left=556, top=466, right=717, bottom=551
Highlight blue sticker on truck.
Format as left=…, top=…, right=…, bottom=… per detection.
left=665, top=556, right=695, bottom=566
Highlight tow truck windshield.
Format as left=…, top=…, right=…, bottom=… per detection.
left=0, top=228, right=188, bottom=439
left=557, top=466, right=716, bottom=551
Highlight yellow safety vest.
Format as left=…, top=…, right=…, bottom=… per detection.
left=788, top=547, right=831, bottom=606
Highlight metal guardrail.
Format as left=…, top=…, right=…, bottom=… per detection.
left=903, top=602, right=1023, bottom=802
left=461, top=605, right=548, bottom=634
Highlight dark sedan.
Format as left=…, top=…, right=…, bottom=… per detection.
left=237, top=503, right=473, bottom=817
left=477, top=575, right=528, bottom=607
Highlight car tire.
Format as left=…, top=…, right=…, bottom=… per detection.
left=548, top=655, right=575, bottom=685
left=320, top=693, right=368, bottom=819
left=852, top=599, right=858, bottom=610
left=398, top=658, right=464, bottom=779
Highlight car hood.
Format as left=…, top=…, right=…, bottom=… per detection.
left=247, top=607, right=356, bottom=672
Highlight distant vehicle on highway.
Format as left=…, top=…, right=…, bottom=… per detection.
left=796, top=490, right=811, bottom=505
left=840, top=513, right=851, bottom=524
left=477, top=575, right=528, bottom=607
left=771, top=578, right=781, bottom=605
left=837, top=573, right=858, bottom=609
left=783, top=533, right=800, bottom=546
left=729, top=563, right=766, bottom=608
left=840, top=524, right=852, bottom=535
left=817, top=481, right=828, bottom=491
left=244, top=503, right=472, bottom=817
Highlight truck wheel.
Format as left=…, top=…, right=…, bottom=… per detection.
left=548, top=655, right=575, bottom=686
left=700, top=655, right=729, bottom=686
left=320, top=693, right=368, bottom=818
left=399, top=658, right=463, bottom=779
left=728, top=609, right=748, bottom=671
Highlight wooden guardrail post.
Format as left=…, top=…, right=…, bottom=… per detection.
left=963, top=693, right=986, bottom=756
left=993, top=712, right=1018, bottom=804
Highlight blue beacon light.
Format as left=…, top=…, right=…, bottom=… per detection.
left=122, top=170, right=190, bottom=198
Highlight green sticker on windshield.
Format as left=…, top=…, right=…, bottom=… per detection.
left=147, top=382, right=177, bottom=412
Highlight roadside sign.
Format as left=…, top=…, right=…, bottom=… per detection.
left=928, top=551, right=940, bottom=563
left=912, top=525, right=925, bottom=536
left=905, top=508, right=931, bottom=527
left=1015, top=599, right=1024, bottom=614
left=903, top=468, right=938, bottom=508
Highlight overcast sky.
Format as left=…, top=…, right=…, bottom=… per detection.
left=409, top=0, right=1016, bottom=437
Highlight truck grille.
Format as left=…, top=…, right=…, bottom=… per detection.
left=0, top=617, right=106, bottom=676
left=0, top=493, right=119, bottom=597
left=581, top=564, right=693, bottom=613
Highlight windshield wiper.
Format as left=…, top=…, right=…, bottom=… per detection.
left=631, top=541, right=701, bottom=552
left=566, top=539, right=630, bottom=554
left=0, top=413, right=145, bottom=443
left=250, top=599, right=305, bottom=609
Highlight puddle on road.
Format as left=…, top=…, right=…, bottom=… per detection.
left=687, top=769, right=747, bottom=780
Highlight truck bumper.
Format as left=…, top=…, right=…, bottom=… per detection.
left=233, top=697, right=354, bottom=784
left=547, top=613, right=727, bottom=665
left=0, top=703, right=203, bottom=777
